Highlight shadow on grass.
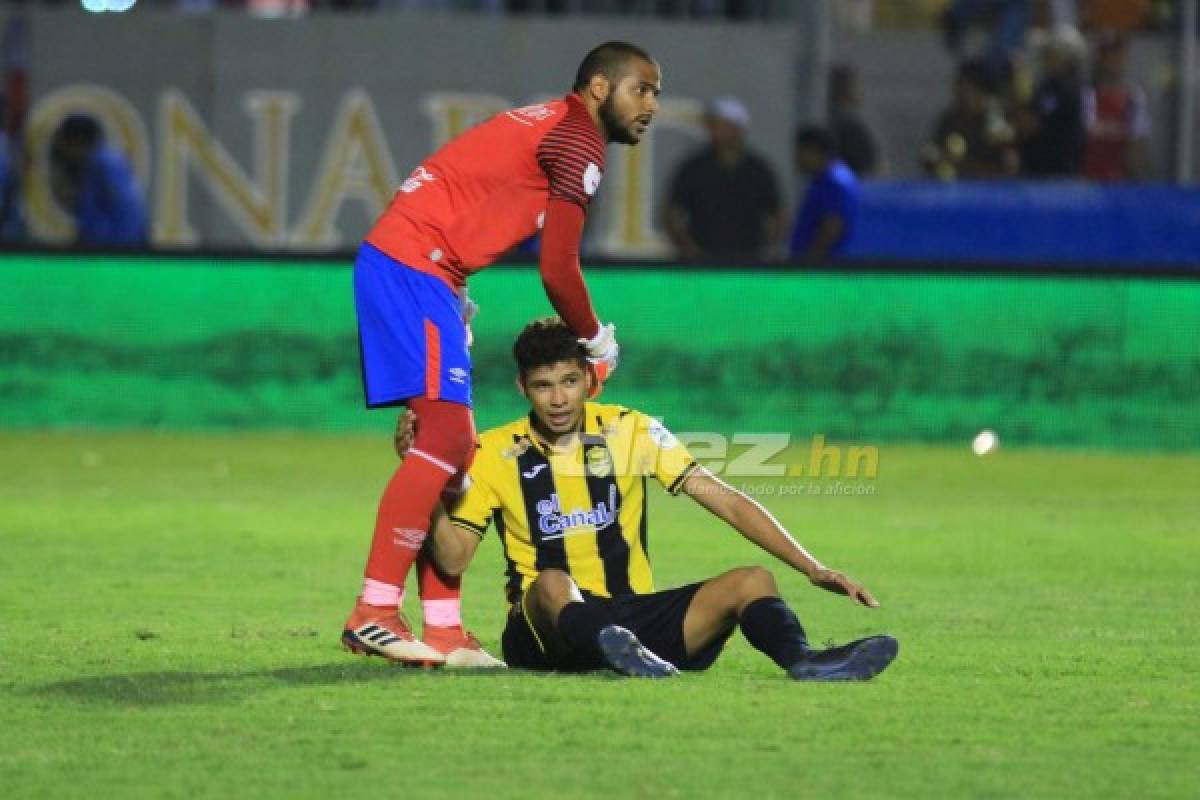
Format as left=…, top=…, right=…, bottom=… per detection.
left=38, top=660, right=508, bottom=707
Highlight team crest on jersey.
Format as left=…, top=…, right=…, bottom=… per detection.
left=585, top=447, right=614, bottom=478
left=506, top=104, right=555, bottom=125
left=583, top=163, right=602, bottom=196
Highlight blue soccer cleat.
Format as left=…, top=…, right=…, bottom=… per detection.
left=788, top=635, right=899, bottom=682
left=596, top=625, right=679, bottom=679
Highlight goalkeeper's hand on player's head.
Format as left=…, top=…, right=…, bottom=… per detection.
left=581, top=322, right=618, bottom=399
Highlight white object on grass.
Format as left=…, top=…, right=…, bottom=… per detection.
left=972, top=430, right=999, bottom=456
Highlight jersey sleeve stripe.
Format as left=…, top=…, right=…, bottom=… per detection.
left=539, top=141, right=604, bottom=154
left=667, top=461, right=701, bottom=495
left=541, top=150, right=603, bottom=167
left=448, top=516, right=488, bottom=537
left=549, top=189, right=589, bottom=206
left=536, top=107, right=606, bottom=209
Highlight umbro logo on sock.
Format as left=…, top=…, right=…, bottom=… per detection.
left=392, top=527, right=425, bottom=550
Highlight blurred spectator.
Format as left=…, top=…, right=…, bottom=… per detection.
left=788, top=125, right=859, bottom=261
left=827, top=64, right=881, bottom=177
left=1049, top=0, right=1079, bottom=26
left=941, top=0, right=1031, bottom=70
left=248, top=0, right=310, bottom=17
left=663, top=97, right=783, bottom=260
left=1015, top=25, right=1086, bottom=177
left=503, top=1, right=769, bottom=17
left=1083, top=32, right=1151, bottom=182
left=1082, top=0, right=1153, bottom=31
left=0, top=98, right=23, bottom=241
left=50, top=114, right=147, bottom=247
left=924, top=60, right=1019, bottom=180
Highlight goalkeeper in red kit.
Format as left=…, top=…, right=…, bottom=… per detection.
left=341, top=42, right=662, bottom=666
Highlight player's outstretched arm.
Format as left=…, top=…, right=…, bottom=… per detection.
left=680, top=467, right=880, bottom=608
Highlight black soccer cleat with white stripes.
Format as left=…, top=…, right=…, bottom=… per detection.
left=596, top=625, right=679, bottom=679
left=787, top=635, right=899, bottom=682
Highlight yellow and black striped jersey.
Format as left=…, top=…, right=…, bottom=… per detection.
left=447, top=402, right=699, bottom=600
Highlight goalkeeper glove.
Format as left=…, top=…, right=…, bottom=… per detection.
left=460, top=289, right=479, bottom=349
left=580, top=322, right=618, bottom=398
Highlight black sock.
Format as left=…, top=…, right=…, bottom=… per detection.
left=556, top=601, right=617, bottom=662
left=739, top=597, right=811, bottom=671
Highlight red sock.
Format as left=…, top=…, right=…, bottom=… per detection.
left=361, top=399, right=474, bottom=605
left=418, top=551, right=463, bottom=628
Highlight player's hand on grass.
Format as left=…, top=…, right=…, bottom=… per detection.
left=581, top=322, right=619, bottom=398
left=809, top=568, right=880, bottom=608
left=394, top=408, right=417, bottom=459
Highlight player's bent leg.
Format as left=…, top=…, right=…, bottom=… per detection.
left=710, top=568, right=899, bottom=681
left=523, top=569, right=585, bottom=631
left=682, top=566, right=779, bottom=659
left=522, top=569, right=588, bottom=655
left=525, top=570, right=677, bottom=679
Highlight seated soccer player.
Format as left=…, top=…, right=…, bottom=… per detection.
left=410, top=318, right=899, bottom=680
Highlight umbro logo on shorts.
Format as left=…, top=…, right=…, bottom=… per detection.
left=448, top=367, right=468, bottom=384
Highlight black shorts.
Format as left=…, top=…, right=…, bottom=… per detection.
left=501, top=581, right=735, bottom=673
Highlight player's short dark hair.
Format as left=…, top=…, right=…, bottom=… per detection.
left=514, top=317, right=587, bottom=378
left=573, top=41, right=655, bottom=92
left=795, top=125, right=837, bottom=156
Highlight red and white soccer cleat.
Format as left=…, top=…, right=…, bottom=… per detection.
left=342, top=602, right=446, bottom=666
left=422, top=625, right=507, bottom=668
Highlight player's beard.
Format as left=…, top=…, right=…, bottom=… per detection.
left=599, top=93, right=639, bottom=145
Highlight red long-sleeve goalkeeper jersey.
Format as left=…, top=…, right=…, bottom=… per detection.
left=366, top=94, right=607, bottom=293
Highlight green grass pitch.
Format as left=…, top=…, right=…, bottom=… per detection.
left=2, top=431, right=1197, bottom=798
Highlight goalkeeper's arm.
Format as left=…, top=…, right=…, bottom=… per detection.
left=538, top=198, right=619, bottom=390
left=538, top=198, right=599, bottom=338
